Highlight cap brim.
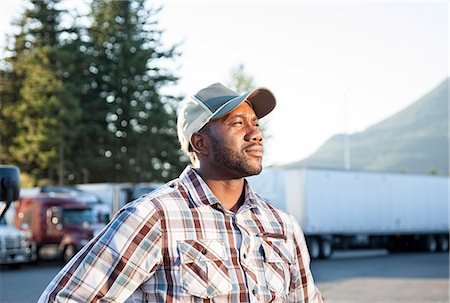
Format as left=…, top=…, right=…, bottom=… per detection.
left=210, top=87, right=276, bottom=121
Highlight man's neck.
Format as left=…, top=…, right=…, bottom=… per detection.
left=196, top=168, right=245, bottom=212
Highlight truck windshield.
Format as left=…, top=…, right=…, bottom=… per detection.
left=62, top=209, right=97, bottom=224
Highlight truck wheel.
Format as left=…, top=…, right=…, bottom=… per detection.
left=63, top=245, right=76, bottom=263
left=437, top=236, right=449, bottom=251
left=423, top=236, right=437, bottom=253
left=8, top=263, right=22, bottom=269
left=319, top=239, right=333, bottom=259
left=308, top=238, right=320, bottom=259
left=387, top=238, right=402, bottom=253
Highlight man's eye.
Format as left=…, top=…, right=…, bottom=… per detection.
left=233, top=121, right=243, bottom=125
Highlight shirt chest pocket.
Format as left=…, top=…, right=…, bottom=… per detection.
left=261, top=239, right=294, bottom=296
left=177, top=239, right=232, bottom=299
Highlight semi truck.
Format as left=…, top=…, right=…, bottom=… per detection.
left=248, top=167, right=449, bottom=259
left=0, top=216, right=36, bottom=266
left=15, top=193, right=105, bottom=262
left=0, top=165, right=37, bottom=267
left=19, top=183, right=161, bottom=224
left=39, top=185, right=111, bottom=223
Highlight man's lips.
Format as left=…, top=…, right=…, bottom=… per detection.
left=244, top=144, right=264, bottom=157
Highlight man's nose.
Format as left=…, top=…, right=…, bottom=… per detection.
left=246, top=124, right=263, bottom=142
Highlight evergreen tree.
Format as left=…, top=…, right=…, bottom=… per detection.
left=0, top=0, right=82, bottom=185
left=228, top=63, right=255, bottom=94
left=1, top=0, right=185, bottom=184
left=82, top=0, right=186, bottom=182
left=0, top=16, right=28, bottom=166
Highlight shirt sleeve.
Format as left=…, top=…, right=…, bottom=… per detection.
left=38, top=203, right=163, bottom=303
left=288, top=215, right=324, bottom=303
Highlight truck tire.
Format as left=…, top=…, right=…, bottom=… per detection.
left=387, top=238, right=402, bottom=253
left=63, top=244, right=76, bottom=263
left=423, top=235, right=437, bottom=253
left=308, top=238, right=320, bottom=259
left=319, top=239, right=333, bottom=259
left=8, top=263, right=22, bottom=269
left=437, top=235, right=449, bottom=251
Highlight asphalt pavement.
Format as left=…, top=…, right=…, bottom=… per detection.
left=312, top=250, right=449, bottom=303
left=0, top=250, right=448, bottom=303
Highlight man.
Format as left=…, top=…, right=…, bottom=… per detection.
left=39, top=83, right=323, bottom=302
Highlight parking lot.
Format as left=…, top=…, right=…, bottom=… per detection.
left=0, top=250, right=448, bottom=302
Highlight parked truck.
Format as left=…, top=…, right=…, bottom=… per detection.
left=248, top=167, right=449, bottom=259
left=15, top=193, right=104, bottom=262
left=0, top=216, right=36, bottom=266
left=39, top=185, right=111, bottom=223
left=0, top=165, right=37, bottom=267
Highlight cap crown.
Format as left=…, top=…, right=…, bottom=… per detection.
left=194, top=83, right=239, bottom=112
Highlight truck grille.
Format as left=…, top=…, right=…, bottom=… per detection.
left=5, top=236, right=21, bottom=250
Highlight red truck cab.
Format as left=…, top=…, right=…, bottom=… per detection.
left=15, top=193, right=104, bottom=262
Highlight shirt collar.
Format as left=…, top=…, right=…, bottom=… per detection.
left=179, top=166, right=263, bottom=213
left=240, top=179, right=261, bottom=213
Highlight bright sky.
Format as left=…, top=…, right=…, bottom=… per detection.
left=1, top=1, right=448, bottom=166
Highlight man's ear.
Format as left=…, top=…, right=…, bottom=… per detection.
left=191, top=132, right=209, bottom=156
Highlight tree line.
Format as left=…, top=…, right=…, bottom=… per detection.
left=0, top=0, right=188, bottom=186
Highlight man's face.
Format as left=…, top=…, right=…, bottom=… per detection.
left=203, top=102, right=263, bottom=177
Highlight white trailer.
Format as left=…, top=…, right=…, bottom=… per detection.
left=248, top=168, right=449, bottom=258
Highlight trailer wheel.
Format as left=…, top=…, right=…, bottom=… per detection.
left=437, top=236, right=449, bottom=251
left=8, top=263, right=22, bottom=269
left=387, top=237, right=404, bottom=253
left=308, top=238, right=320, bottom=259
left=423, top=236, right=437, bottom=253
left=63, top=245, right=76, bottom=263
left=319, top=239, right=333, bottom=259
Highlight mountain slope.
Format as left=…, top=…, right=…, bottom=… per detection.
left=287, top=78, right=449, bottom=175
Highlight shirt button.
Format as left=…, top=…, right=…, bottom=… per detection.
left=243, top=253, right=247, bottom=259
left=201, top=249, right=208, bottom=255
left=252, top=288, right=257, bottom=296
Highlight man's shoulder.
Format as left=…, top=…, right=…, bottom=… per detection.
left=140, top=179, right=181, bottom=200
left=121, top=179, right=184, bottom=218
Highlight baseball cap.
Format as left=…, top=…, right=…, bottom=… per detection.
left=177, top=82, right=276, bottom=154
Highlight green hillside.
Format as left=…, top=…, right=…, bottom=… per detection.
left=287, top=78, right=449, bottom=175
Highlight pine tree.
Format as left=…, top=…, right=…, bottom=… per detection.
left=228, top=64, right=256, bottom=94
left=1, top=0, right=185, bottom=184
left=0, top=16, right=28, bottom=166
left=82, top=0, right=186, bottom=182
left=0, top=0, right=82, bottom=185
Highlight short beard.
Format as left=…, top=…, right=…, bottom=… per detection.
left=208, top=133, right=262, bottom=177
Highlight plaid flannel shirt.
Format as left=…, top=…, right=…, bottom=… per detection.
left=39, top=166, right=323, bottom=302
